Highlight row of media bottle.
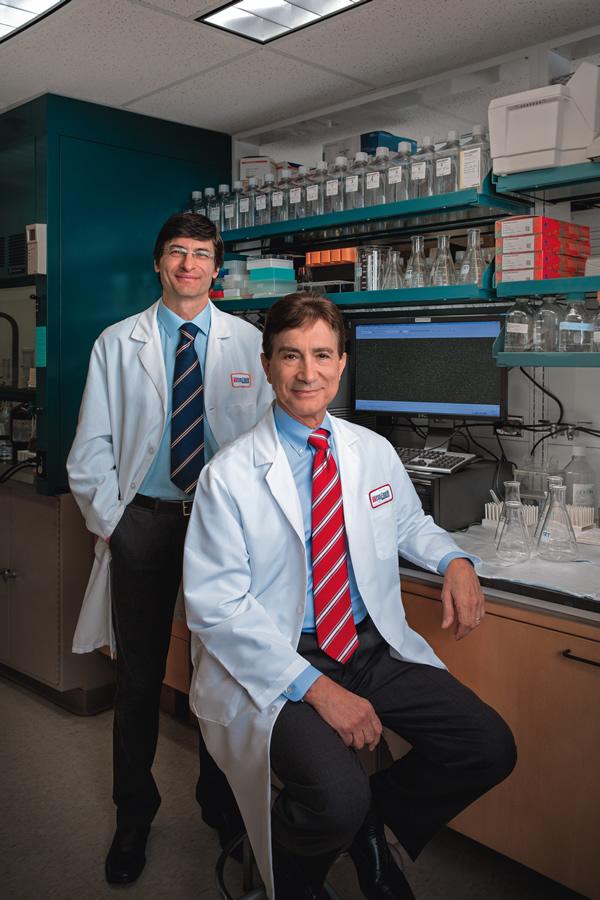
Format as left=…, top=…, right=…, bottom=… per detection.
left=495, top=448, right=597, bottom=563
left=185, top=127, right=491, bottom=231
left=504, top=294, right=600, bottom=353
left=357, top=229, right=490, bottom=291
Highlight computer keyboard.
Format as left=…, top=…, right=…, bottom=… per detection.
left=394, top=446, right=477, bottom=475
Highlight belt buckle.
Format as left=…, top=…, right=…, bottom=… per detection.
left=182, top=500, right=193, bottom=517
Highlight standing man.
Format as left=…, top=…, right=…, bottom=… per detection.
left=68, top=213, right=273, bottom=885
left=183, top=293, right=517, bottom=900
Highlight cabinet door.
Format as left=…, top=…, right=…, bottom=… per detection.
left=402, top=591, right=600, bottom=900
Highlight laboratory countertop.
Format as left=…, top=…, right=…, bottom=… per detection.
left=399, top=522, right=600, bottom=629
left=0, top=462, right=36, bottom=486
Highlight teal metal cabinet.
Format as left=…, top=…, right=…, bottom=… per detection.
left=0, top=94, right=231, bottom=495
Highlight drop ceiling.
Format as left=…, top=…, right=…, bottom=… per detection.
left=0, top=0, right=599, bottom=141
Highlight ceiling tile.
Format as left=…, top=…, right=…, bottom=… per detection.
left=0, top=0, right=251, bottom=111
left=141, top=0, right=222, bottom=16
left=128, top=50, right=368, bottom=133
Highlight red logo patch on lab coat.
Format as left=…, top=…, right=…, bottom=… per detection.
left=231, top=373, right=251, bottom=387
left=369, top=485, right=393, bottom=508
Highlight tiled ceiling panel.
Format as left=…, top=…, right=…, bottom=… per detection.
left=0, top=0, right=250, bottom=110
left=127, top=50, right=370, bottom=132
left=141, top=0, right=220, bottom=16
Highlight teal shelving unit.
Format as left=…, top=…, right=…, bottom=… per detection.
left=496, top=276, right=600, bottom=298
left=494, top=161, right=600, bottom=202
left=493, top=327, right=600, bottom=367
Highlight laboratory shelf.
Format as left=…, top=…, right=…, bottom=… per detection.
left=224, top=175, right=530, bottom=245
left=496, top=275, right=600, bottom=298
left=0, top=388, right=36, bottom=403
left=494, top=161, right=600, bottom=203
left=492, top=328, right=600, bottom=367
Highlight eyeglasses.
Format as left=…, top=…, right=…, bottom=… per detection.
left=163, top=246, right=215, bottom=262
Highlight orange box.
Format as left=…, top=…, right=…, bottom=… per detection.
left=331, top=249, right=342, bottom=263
left=320, top=251, right=331, bottom=264
left=341, top=247, right=357, bottom=262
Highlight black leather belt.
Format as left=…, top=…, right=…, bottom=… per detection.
left=130, top=493, right=193, bottom=516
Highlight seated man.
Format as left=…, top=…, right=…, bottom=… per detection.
left=183, top=292, right=517, bottom=900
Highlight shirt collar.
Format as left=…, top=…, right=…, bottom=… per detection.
left=158, top=299, right=211, bottom=338
left=274, top=402, right=332, bottom=456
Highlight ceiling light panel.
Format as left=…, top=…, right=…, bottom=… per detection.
left=0, top=1, right=70, bottom=42
left=199, top=0, right=371, bottom=44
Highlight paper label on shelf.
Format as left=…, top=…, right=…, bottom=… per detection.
left=209, top=208, right=220, bottom=221
left=36, top=326, right=46, bottom=367
left=239, top=198, right=250, bottom=213
left=506, top=323, right=529, bottom=334
left=272, top=191, right=283, bottom=207
left=290, top=188, right=301, bottom=204
left=224, top=204, right=234, bottom=219
left=326, top=179, right=339, bottom=196
left=436, top=158, right=452, bottom=177
left=388, top=166, right=402, bottom=184
left=256, top=195, right=267, bottom=210
left=366, top=172, right=380, bottom=189
left=345, top=175, right=358, bottom=193
left=501, top=217, right=533, bottom=237
left=594, top=331, right=600, bottom=342
left=572, top=484, right=595, bottom=506
left=411, top=162, right=426, bottom=181
left=460, top=147, right=481, bottom=189
left=306, top=185, right=318, bottom=201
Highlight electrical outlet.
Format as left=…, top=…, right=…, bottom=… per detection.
left=496, top=416, right=524, bottom=437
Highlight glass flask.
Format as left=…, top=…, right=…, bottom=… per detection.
left=325, top=156, right=347, bottom=214
left=559, top=293, right=594, bottom=352
left=494, top=481, right=526, bottom=546
left=496, top=501, right=531, bottom=563
left=403, top=235, right=428, bottom=288
left=365, top=146, right=390, bottom=207
left=382, top=250, right=404, bottom=289
left=434, top=130, right=461, bottom=195
left=387, top=142, right=412, bottom=203
left=533, top=475, right=563, bottom=543
left=504, top=298, right=534, bottom=351
left=356, top=246, right=389, bottom=291
left=536, top=484, right=578, bottom=561
left=345, top=152, right=369, bottom=210
left=429, top=234, right=456, bottom=286
left=409, top=136, right=437, bottom=200
left=458, top=228, right=487, bottom=287
left=532, top=296, right=562, bottom=352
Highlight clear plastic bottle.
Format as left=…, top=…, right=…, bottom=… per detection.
left=288, top=166, right=310, bottom=220
left=504, top=298, right=534, bottom=351
left=216, top=184, right=230, bottom=231
left=325, top=156, right=347, bottom=214
left=365, top=146, right=390, bottom=207
left=223, top=181, right=243, bottom=231
left=496, top=501, right=531, bottom=562
left=532, top=296, right=562, bottom=352
left=255, top=174, right=275, bottom=226
left=458, top=228, right=486, bottom=287
left=239, top=176, right=259, bottom=228
left=429, top=234, right=456, bottom=286
left=345, top=152, right=369, bottom=210
left=434, top=130, right=461, bottom=195
left=559, top=293, right=594, bottom=352
left=387, top=142, right=412, bottom=203
left=403, top=235, right=429, bottom=288
left=533, top=475, right=564, bottom=544
left=270, top=170, right=292, bottom=223
left=306, top=162, right=328, bottom=217
left=594, top=306, right=600, bottom=352
left=536, top=483, right=578, bottom=561
left=459, top=124, right=491, bottom=190
left=205, top=187, right=219, bottom=227
left=561, top=447, right=596, bottom=512
left=191, top=190, right=206, bottom=216
left=409, top=136, right=437, bottom=200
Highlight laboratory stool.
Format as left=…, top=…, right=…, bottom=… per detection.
left=215, top=832, right=343, bottom=900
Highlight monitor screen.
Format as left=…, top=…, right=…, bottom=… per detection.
left=352, top=314, right=506, bottom=421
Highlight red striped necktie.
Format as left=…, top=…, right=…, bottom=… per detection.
left=308, top=428, right=358, bottom=663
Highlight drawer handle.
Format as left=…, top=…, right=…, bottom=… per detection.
left=562, top=649, right=600, bottom=669
left=1, top=568, right=17, bottom=582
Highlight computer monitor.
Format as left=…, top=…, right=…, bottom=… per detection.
left=351, top=314, right=507, bottom=448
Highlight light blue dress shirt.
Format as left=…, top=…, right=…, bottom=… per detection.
left=275, top=403, right=468, bottom=701
left=139, top=300, right=217, bottom=500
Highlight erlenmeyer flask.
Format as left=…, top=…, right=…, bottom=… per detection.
left=458, top=228, right=486, bottom=287
left=494, top=481, right=524, bottom=546
left=403, top=235, right=428, bottom=288
left=430, top=234, right=456, bottom=286
left=536, top=484, right=578, bottom=561
left=533, top=475, right=563, bottom=543
left=496, top=501, right=531, bottom=562
left=382, top=250, right=404, bottom=289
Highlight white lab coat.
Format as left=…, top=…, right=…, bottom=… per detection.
left=183, top=405, right=466, bottom=899
left=68, top=300, right=274, bottom=653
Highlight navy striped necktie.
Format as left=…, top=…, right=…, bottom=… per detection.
left=170, top=323, right=204, bottom=494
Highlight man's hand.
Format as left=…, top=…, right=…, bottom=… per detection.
left=440, top=557, right=485, bottom=641
left=303, top=675, right=382, bottom=751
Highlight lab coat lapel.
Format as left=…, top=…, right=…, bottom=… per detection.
left=331, top=415, right=361, bottom=532
left=204, top=301, right=231, bottom=384
left=132, top=301, right=168, bottom=414
left=254, top=409, right=305, bottom=544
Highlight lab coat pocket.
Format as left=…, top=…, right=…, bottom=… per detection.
left=225, top=401, right=258, bottom=436
left=192, top=644, right=246, bottom=726
left=370, top=503, right=398, bottom=560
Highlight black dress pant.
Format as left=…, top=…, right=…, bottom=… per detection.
left=270, top=616, right=517, bottom=860
left=109, top=498, right=236, bottom=828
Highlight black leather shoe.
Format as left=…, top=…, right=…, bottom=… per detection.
left=271, top=843, right=326, bottom=900
left=348, top=812, right=416, bottom=900
left=105, top=825, right=150, bottom=885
